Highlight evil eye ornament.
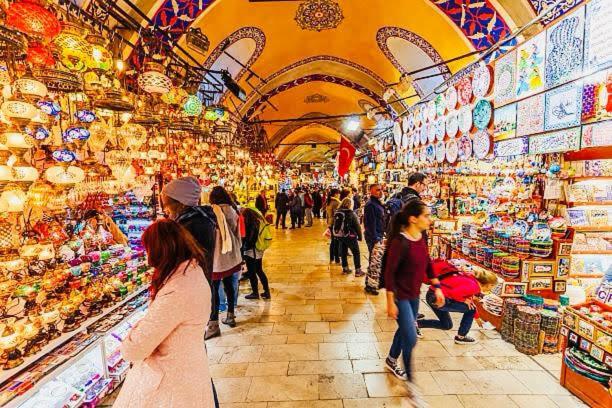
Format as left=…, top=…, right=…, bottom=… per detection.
left=75, top=109, right=96, bottom=123
left=549, top=164, right=561, bottom=174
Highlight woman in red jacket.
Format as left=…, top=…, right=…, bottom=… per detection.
left=418, top=261, right=495, bottom=344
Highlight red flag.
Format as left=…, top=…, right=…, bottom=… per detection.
left=337, top=136, right=356, bottom=177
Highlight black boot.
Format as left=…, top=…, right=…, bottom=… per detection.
left=245, top=293, right=260, bottom=300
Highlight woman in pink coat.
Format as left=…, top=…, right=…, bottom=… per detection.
left=114, top=219, right=215, bottom=408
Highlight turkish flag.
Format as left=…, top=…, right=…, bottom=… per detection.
left=337, top=136, right=356, bottom=178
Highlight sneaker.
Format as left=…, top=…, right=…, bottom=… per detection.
left=415, top=326, right=424, bottom=339
left=205, top=321, right=221, bottom=340
left=454, top=335, right=478, bottom=345
left=260, top=292, right=271, bottom=300
left=218, top=303, right=228, bottom=313
left=222, top=313, right=236, bottom=328
left=245, top=293, right=259, bottom=300
left=342, top=268, right=352, bottom=274
left=385, top=357, right=408, bottom=381
left=354, top=269, right=365, bottom=277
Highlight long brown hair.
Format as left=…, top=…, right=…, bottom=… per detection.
left=142, top=219, right=207, bottom=299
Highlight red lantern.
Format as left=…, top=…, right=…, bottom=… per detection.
left=26, top=43, right=55, bottom=66
left=6, top=0, right=61, bottom=43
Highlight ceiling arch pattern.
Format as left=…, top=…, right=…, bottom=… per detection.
left=376, top=26, right=451, bottom=96
left=269, top=115, right=344, bottom=147
left=151, top=0, right=217, bottom=41
left=428, top=0, right=516, bottom=52
left=243, top=74, right=393, bottom=119
left=202, top=26, right=266, bottom=79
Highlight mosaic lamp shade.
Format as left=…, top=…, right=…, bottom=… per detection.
left=0, top=183, right=27, bottom=213
left=53, top=22, right=90, bottom=73
left=13, top=73, right=48, bottom=102
left=1, top=98, right=37, bottom=127
left=85, top=34, right=113, bottom=73
left=26, top=180, right=53, bottom=208
left=116, top=123, right=147, bottom=151
left=6, top=0, right=61, bottom=43
left=26, top=43, right=55, bottom=66
left=138, top=62, right=172, bottom=94
left=45, top=165, right=85, bottom=185
left=183, top=95, right=203, bottom=116
left=87, top=122, right=110, bottom=152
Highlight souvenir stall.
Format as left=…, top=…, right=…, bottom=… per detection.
left=0, top=0, right=271, bottom=405
left=365, top=0, right=611, bottom=379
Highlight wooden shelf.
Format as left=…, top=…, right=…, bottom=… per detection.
left=569, top=274, right=605, bottom=278
left=571, top=250, right=612, bottom=255
left=571, top=226, right=612, bottom=232
left=569, top=201, right=612, bottom=206
left=571, top=176, right=612, bottom=181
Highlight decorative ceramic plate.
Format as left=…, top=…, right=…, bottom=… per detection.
left=435, top=140, right=446, bottom=162
left=446, top=138, right=458, bottom=163
left=435, top=117, right=446, bottom=142
left=402, top=116, right=410, bottom=134
left=425, top=144, right=435, bottom=162
left=512, top=220, right=529, bottom=237
left=458, top=105, right=472, bottom=134
left=413, top=129, right=420, bottom=147
left=472, top=129, right=491, bottom=159
left=472, top=99, right=492, bottom=130
left=420, top=146, right=427, bottom=162
left=393, top=121, right=402, bottom=146
left=407, top=150, right=414, bottom=165
left=472, top=63, right=492, bottom=98
left=457, top=76, right=473, bottom=106
left=408, top=132, right=415, bottom=148
left=445, top=85, right=458, bottom=111
left=414, top=107, right=423, bottom=127
left=401, top=132, right=409, bottom=150
left=420, top=124, right=429, bottom=145
left=458, top=134, right=473, bottom=161
left=435, top=93, right=446, bottom=117
left=445, top=111, right=459, bottom=138
left=428, top=121, right=437, bottom=143
left=427, top=100, right=437, bottom=122
left=407, top=113, right=415, bottom=131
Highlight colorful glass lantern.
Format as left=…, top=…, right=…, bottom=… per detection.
left=1, top=98, right=37, bottom=126
left=54, top=22, right=89, bottom=73
left=62, top=126, right=90, bottom=145
left=85, top=33, right=112, bottom=72
left=75, top=110, right=96, bottom=123
left=183, top=95, right=203, bottom=116
left=37, top=100, right=61, bottom=116
left=27, top=180, right=54, bottom=207
left=0, top=184, right=27, bottom=212
left=137, top=62, right=172, bottom=94
left=52, top=149, right=77, bottom=163
left=1, top=131, right=35, bottom=151
left=6, top=0, right=61, bottom=43
left=116, top=123, right=147, bottom=151
left=26, top=43, right=55, bottom=66
left=13, top=73, right=48, bottom=102
left=161, top=87, right=188, bottom=105
left=45, top=165, right=85, bottom=185
left=11, top=159, right=39, bottom=184
left=87, top=122, right=110, bottom=152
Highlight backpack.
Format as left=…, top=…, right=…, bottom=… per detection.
left=384, top=197, right=403, bottom=228
left=255, top=218, right=273, bottom=252
left=332, top=211, right=349, bottom=238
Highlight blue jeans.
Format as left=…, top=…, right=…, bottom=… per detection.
left=218, top=271, right=240, bottom=311
left=419, top=290, right=476, bottom=337
left=388, top=298, right=420, bottom=381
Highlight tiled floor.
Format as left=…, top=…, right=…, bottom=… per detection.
left=104, top=219, right=588, bottom=407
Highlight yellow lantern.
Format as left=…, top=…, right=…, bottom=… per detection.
left=53, top=22, right=89, bottom=73
left=85, top=33, right=112, bottom=73
left=27, top=180, right=53, bottom=207
left=0, top=183, right=27, bottom=212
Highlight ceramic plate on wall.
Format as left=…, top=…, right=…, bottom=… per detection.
left=401, top=132, right=409, bottom=150
left=402, top=116, right=410, bottom=134
left=426, top=144, right=435, bottom=162
left=458, top=134, right=473, bottom=161
left=435, top=93, right=447, bottom=117
left=445, top=111, right=459, bottom=138
left=435, top=117, right=446, bottom=142
left=473, top=129, right=491, bottom=159
left=393, top=121, right=403, bottom=146
left=428, top=121, right=437, bottom=143
left=420, top=124, right=428, bottom=145
left=473, top=99, right=492, bottom=130
left=458, top=105, right=472, bottom=134
left=420, top=147, right=427, bottom=162
left=472, top=63, right=492, bottom=98
left=457, top=76, right=473, bottom=106
left=407, top=150, right=414, bottom=165
left=407, top=113, right=415, bottom=131
left=446, top=138, right=458, bottom=163
left=435, top=140, right=446, bottom=162
left=427, top=100, right=437, bottom=122
left=445, top=85, right=458, bottom=111
left=415, top=107, right=423, bottom=127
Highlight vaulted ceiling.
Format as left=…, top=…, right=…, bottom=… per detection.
left=119, top=0, right=547, bottom=162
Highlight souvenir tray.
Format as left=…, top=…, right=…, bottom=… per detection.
left=445, top=85, right=458, bottom=111
left=473, top=99, right=492, bottom=130
left=446, top=138, right=459, bottom=163
left=473, top=129, right=491, bottom=159
left=393, top=121, right=402, bottom=146
left=446, top=111, right=459, bottom=138
left=458, top=105, right=472, bottom=134
left=427, top=100, right=437, bottom=122
left=457, top=76, right=473, bottom=106
left=435, top=117, right=445, bottom=142
left=512, top=220, right=530, bottom=237
left=435, top=93, right=446, bottom=117
left=472, top=63, right=492, bottom=98
left=436, top=140, right=446, bottom=162
left=458, top=134, right=473, bottom=161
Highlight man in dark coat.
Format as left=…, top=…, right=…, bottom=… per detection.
left=274, top=189, right=289, bottom=229
left=363, top=183, right=385, bottom=254
left=312, top=189, right=323, bottom=218
left=255, top=189, right=269, bottom=216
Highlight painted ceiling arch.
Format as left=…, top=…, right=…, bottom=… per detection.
left=268, top=113, right=345, bottom=148
left=275, top=125, right=344, bottom=161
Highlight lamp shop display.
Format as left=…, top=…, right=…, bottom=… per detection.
left=0, top=1, right=283, bottom=406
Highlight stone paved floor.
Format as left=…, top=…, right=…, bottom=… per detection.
left=103, top=219, right=587, bottom=407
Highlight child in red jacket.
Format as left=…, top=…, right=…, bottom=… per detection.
left=418, top=260, right=496, bottom=344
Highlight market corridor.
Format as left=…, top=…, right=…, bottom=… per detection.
left=200, top=220, right=584, bottom=408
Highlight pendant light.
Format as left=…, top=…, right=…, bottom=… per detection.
left=6, top=0, right=61, bottom=43
left=53, top=22, right=90, bottom=73
left=137, top=62, right=172, bottom=94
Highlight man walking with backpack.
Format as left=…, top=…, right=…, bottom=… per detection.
left=384, top=172, right=428, bottom=228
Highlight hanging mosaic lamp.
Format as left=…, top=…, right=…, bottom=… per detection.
left=53, top=22, right=90, bottom=73
left=26, top=43, right=55, bottom=67
left=105, top=149, right=132, bottom=180
left=161, top=87, right=188, bottom=105
left=44, top=165, right=85, bottom=186
left=62, top=126, right=90, bottom=146
left=10, top=156, right=39, bottom=185
left=0, top=183, right=27, bottom=213
left=1, top=98, right=37, bottom=127
left=85, top=33, right=112, bottom=73
left=6, top=0, right=61, bottom=43
left=27, top=180, right=54, bottom=208
left=87, top=121, right=110, bottom=152
left=183, top=95, right=203, bottom=116
left=116, top=123, right=147, bottom=151
left=13, top=71, right=48, bottom=102
left=138, top=62, right=172, bottom=94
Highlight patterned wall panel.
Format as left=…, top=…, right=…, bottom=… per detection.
left=527, top=0, right=584, bottom=25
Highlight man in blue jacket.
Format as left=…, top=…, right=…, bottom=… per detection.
left=363, top=183, right=385, bottom=254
